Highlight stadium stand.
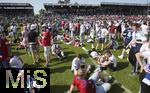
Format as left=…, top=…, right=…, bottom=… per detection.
left=44, top=2, right=150, bottom=15
left=0, top=3, right=34, bottom=17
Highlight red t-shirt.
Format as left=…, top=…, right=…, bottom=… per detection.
left=76, top=23, right=80, bottom=30
left=41, top=31, right=51, bottom=46
left=61, top=21, right=65, bottom=28
left=73, top=75, right=96, bottom=93
left=0, top=38, right=9, bottom=61
left=109, top=25, right=116, bottom=34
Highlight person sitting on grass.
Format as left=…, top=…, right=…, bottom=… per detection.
left=8, top=53, right=38, bottom=93
left=128, top=23, right=147, bottom=76
left=9, top=55, right=24, bottom=68
left=71, top=54, right=86, bottom=73
left=135, top=38, right=150, bottom=72
left=97, top=50, right=117, bottom=71
left=67, top=64, right=112, bottom=93
left=88, top=48, right=99, bottom=59
left=51, top=43, right=65, bottom=61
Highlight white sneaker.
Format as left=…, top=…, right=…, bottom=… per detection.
left=118, top=55, right=123, bottom=59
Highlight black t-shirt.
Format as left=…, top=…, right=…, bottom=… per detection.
left=28, top=30, right=38, bottom=43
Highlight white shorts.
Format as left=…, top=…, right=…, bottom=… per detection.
left=44, top=46, right=50, bottom=58
left=142, top=51, right=150, bottom=64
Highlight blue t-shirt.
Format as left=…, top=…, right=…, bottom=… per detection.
left=123, top=28, right=133, bottom=39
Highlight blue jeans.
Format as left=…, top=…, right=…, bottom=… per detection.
left=0, top=60, right=10, bottom=68
left=88, top=68, right=107, bottom=93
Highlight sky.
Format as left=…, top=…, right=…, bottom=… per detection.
left=0, top=0, right=148, bottom=14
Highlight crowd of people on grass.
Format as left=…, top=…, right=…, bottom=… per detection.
left=0, top=14, right=150, bottom=93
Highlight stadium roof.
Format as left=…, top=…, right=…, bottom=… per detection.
left=44, top=2, right=149, bottom=7
left=101, top=2, right=148, bottom=6
left=44, top=3, right=100, bottom=7
left=0, top=3, right=33, bottom=7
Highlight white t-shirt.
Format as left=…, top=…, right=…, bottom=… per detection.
left=9, top=56, right=23, bottom=68
left=95, top=23, right=100, bottom=32
left=10, top=25, right=17, bottom=33
left=90, top=51, right=98, bottom=58
left=100, top=28, right=109, bottom=38
left=141, top=24, right=148, bottom=35
left=108, top=55, right=117, bottom=67
left=121, top=24, right=126, bottom=33
left=0, top=25, right=4, bottom=32
left=90, top=29, right=95, bottom=39
left=71, top=57, right=85, bottom=71
left=140, top=43, right=150, bottom=64
left=132, top=31, right=147, bottom=41
left=131, top=31, right=147, bottom=47
left=80, top=24, right=85, bottom=34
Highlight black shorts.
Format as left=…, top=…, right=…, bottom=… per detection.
left=29, top=43, right=38, bottom=53
left=108, top=63, right=116, bottom=71
left=124, top=38, right=131, bottom=46
left=132, top=44, right=142, bottom=54
left=98, top=38, right=105, bottom=43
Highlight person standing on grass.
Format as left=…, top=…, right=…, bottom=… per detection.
left=40, top=24, right=52, bottom=67
left=95, top=25, right=109, bottom=51
left=147, top=22, right=150, bottom=41
left=28, top=24, right=39, bottom=65
left=141, top=21, right=148, bottom=40
left=128, top=23, right=147, bottom=75
left=118, top=23, right=133, bottom=59
left=10, top=23, right=17, bottom=43
left=134, top=39, right=150, bottom=93
left=80, top=22, right=86, bottom=46
left=108, top=21, right=116, bottom=42
left=0, top=34, right=10, bottom=68
left=19, top=23, right=29, bottom=51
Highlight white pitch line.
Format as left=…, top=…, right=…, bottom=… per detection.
left=82, top=47, right=132, bottom=93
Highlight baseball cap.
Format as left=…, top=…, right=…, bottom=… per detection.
left=30, top=24, right=36, bottom=30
